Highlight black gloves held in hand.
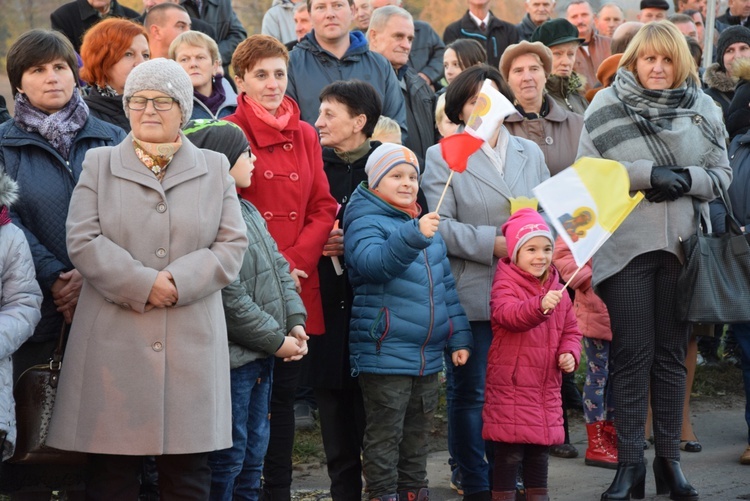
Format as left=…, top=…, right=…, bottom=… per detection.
left=646, top=166, right=692, bottom=203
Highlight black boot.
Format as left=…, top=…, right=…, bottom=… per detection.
left=653, top=457, right=699, bottom=500
left=600, top=462, right=646, bottom=500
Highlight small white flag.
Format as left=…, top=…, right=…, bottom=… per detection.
left=465, top=79, right=519, bottom=142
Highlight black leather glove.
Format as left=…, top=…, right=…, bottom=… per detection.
left=647, top=166, right=691, bottom=203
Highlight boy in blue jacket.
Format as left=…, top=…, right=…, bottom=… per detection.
left=343, top=143, right=472, bottom=501
left=184, top=120, right=308, bottom=500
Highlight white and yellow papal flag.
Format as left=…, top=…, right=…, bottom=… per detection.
left=532, top=157, right=644, bottom=268
left=465, top=79, right=519, bottom=142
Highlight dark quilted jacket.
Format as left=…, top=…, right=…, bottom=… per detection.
left=0, top=116, right=125, bottom=341
left=222, top=198, right=306, bottom=369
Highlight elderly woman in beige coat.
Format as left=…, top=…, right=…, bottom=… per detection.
left=46, top=58, right=247, bottom=499
left=500, top=41, right=584, bottom=176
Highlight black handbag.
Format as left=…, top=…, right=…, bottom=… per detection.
left=9, top=323, right=87, bottom=465
left=675, top=173, right=750, bottom=324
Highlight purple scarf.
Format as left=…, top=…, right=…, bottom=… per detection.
left=14, top=91, right=89, bottom=160
left=194, top=74, right=227, bottom=116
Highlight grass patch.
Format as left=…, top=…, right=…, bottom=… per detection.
left=293, top=423, right=327, bottom=465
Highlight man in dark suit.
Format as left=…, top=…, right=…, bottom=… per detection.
left=442, top=0, right=520, bottom=68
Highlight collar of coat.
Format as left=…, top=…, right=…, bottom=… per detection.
left=504, top=95, right=570, bottom=124
left=226, top=96, right=301, bottom=149
left=298, top=30, right=369, bottom=61
left=704, top=62, right=737, bottom=92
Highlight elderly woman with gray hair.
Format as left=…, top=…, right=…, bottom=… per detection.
left=46, top=58, right=248, bottom=498
left=500, top=40, right=584, bottom=176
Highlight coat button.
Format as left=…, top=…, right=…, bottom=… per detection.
left=545, top=136, right=554, bottom=145
left=289, top=211, right=298, bottom=221
left=264, top=170, right=274, bottom=179
left=289, top=172, right=299, bottom=181
left=120, top=302, right=131, bottom=310
left=152, top=341, right=163, bottom=352
left=283, top=143, right=293, bottom=151
left=263, top=211, right=273, bottom=220
left=156, top=202, right=167, bottom=213
left=156, top=248, right=167, bottom=258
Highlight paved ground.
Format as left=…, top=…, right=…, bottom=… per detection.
left=290, top=397, right=750, bottom=500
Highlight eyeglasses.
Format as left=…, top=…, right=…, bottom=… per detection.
left=126, top=96, right=177, bottom=111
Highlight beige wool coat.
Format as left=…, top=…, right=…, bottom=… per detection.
left=46, top=133, right=248, bottom=455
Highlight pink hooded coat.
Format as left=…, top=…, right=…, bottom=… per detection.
left=482, top=260, right=582, bottom=446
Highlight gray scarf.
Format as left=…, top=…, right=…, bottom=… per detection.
left=585, top=68, right=725, bottom=168
left=14, top=91, right=89, bottom=160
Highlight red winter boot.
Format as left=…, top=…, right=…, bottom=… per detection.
left=585, top=422, right=618, bottom=469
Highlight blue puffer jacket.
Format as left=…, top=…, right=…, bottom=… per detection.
left=0, top=116, right=126, bottom=341
left=287, top=30, right=407, bottom=134
left=343, top=183, right=472, bottom=377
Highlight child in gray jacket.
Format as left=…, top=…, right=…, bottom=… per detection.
left=185, top=120, right=308, bottom=500
left=0, top=166, right=42, bottom=460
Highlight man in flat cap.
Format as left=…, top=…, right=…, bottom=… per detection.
left=638, top=0, right=670, bottom=22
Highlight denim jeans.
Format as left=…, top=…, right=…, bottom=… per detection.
left=208, top=356, right=274, bottom=501
left=444, top=320, right=493, bottom=495
left=731, top=323, right=750, bottom=443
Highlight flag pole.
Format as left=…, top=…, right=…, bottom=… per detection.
left=542, top=230, right=612, bottom=314
left=434, top=170, right=455, bottom=213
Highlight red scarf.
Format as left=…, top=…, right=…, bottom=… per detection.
left=370, top=188, right=421, bottom=219
left=244, top=94, right=294, bottom=131
left=0, top=206, right=10, bottom=226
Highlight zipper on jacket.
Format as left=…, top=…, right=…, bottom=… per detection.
left=371, top=307, right=390, bottom=354
left=420, top=249, right=435, bottom=376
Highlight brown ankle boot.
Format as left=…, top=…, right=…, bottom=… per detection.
left=490, top=491, right=516, bottom=501
left=525, top=487, right=549, bottom=501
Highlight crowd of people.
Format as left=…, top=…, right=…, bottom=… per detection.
left=0, top=0, right=749, bottom=500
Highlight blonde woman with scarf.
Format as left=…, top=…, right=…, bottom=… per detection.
left=578, top=21, right=731, bottom=501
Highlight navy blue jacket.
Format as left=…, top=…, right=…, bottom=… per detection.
left=287, top=30, right=407, bottom=135
left=0, top=117, right=125, bottom=341
left=343, top=184, right=472, bottom=377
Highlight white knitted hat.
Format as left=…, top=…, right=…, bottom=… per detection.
left=123, top=58, right=194, bottom=125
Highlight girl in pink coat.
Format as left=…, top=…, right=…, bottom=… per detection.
left=483, top=208, right=582, bottom=501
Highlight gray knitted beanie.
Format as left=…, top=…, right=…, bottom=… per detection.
left=123, top=58, right=194, bottom=125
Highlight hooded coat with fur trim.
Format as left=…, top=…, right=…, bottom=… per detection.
left=483, top=260, right=581, bottom=446
left=726, top=59, right=750, bottom=141
left=0, top=171, right=42, bottom=460
left=703, top=62, right=736, bottom=118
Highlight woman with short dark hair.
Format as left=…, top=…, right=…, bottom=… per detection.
left=309, top=79, right=382, bottom=499
left=0, top=28, right=125, bottom=496
left=422, top=64, right=550, bottom=501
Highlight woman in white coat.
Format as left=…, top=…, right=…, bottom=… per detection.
left=46, top=58, right=247, bottom=499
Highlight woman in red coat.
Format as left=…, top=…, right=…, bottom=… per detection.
left=225, top=34, right=337, bottom=499
left=483, top=209, right=582, bottom=501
